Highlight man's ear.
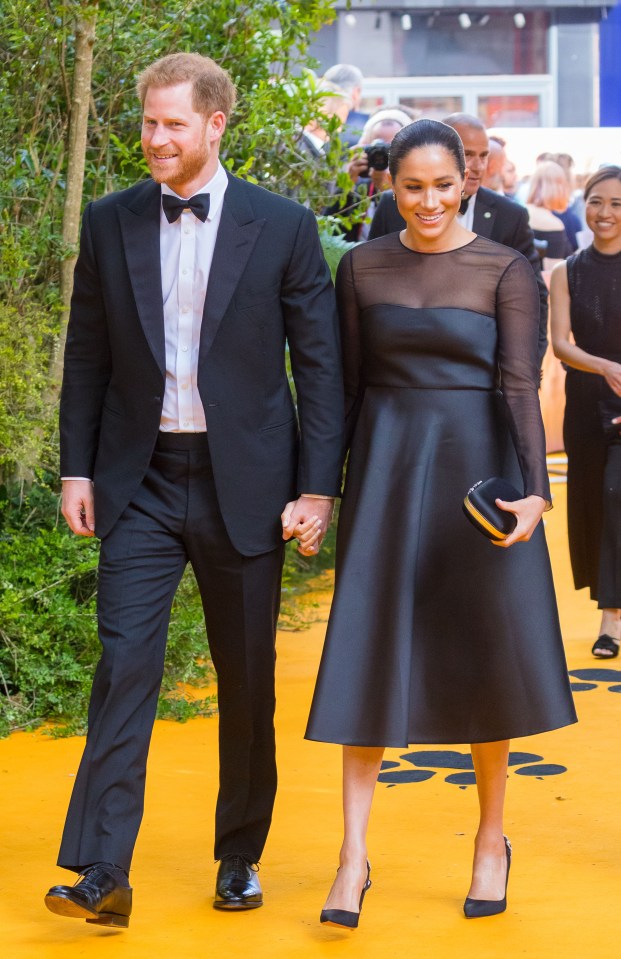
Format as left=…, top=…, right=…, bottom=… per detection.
left=207, top=110, right=227, bottom=142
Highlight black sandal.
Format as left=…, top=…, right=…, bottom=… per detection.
left=591, top=634, right=620, bottom=658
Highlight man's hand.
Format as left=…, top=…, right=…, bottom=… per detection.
left=346, top=152, right=369, bottom=185
left=62, top=479, right=96, bottom=537
left=281, top=495, right=335, bottom=556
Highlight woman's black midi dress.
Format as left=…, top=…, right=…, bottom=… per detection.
left=306, top=234, right=577, bottom=747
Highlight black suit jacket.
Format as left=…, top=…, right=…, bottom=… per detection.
left=368, top=187, right=549, bottom=364
left=60, top=173, right=345, bottom=554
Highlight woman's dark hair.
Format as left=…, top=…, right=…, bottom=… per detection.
left=584, top=165, right=621, bottom=200
left=388, top=118, right=466, bottom=179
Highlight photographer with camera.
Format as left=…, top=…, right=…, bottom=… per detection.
left=327, top=106, right=415, bottom=241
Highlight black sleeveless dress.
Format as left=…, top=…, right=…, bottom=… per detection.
left=306, top=234, right=576, bottom=747
left=564, top=245, right=621, bottom=607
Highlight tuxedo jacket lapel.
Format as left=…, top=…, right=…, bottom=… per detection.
left=118, top=181, right=166, bottom=376
left=199, top=174, right=265, bottom=362
left=117, top=175, right=266, bottom=372
left=473, top=190, right=497, bottom=239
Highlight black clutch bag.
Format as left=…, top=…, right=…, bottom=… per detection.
left=463, top=477, right=521, bottom=541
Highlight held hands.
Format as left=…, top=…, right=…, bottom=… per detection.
left=61, top=479, right=95, bottom=537
left=281, top=495, right=335, bottom=556
left=493, top=494, right=546, bottom=549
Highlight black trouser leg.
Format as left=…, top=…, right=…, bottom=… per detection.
left=181, top=439, right=285, bottom=862
left=57, top=478, right=188, bottom=872
left=598, top=442, right=621, bottom=609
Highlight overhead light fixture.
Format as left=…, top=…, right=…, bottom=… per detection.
left=479, top=14, right=490, bottom=27
left=514, top=12, right=526, bottom=29
left=401, top=14, right=412, bottom=31
left=458, top=13, right=472, bottom=30
left=344, top=13, right=356, bottom=28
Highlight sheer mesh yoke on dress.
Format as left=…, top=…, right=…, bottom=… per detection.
left=337, top=234, right=549, bottom=502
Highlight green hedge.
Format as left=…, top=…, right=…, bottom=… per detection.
left=0, top=480, right=336, bottom=737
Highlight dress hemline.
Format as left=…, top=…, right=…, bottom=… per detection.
left=305, top=714, right=578, bottom=750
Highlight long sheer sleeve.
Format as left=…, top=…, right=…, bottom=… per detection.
left=335, top=250, right=364, bottom=447
left=496, top=255, right=551, bottom=504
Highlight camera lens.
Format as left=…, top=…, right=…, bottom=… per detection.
left=363, top=140, right=390, bottom=172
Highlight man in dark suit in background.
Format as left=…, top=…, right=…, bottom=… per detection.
left=369, top=113, right=549, bottom=365
left=44, top=52, right=344, bottom=927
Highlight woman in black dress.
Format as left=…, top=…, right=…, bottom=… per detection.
left=550, top=166, right=621, bottom=658
left=306, top=120, right=576, bottom=926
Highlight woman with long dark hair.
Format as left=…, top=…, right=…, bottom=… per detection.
left=306, top=119, right=576, bottom=927
left=551, top=166, right=621, bottom=658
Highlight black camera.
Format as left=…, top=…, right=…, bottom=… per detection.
left=363, top=139, right=390, bottom=172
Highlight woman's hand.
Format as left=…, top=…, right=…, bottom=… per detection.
left=602, top=359, right=621, bottom=397
left=492, top=494, right=547, bottom=548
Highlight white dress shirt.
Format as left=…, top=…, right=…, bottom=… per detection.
left=458, top=194, right=475, bottom=231
left=62, top=163, right=228, bottom=479
left=160, top=161, right=228, bottom=431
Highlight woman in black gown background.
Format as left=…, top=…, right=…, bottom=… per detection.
left=550, top=166, right=621, bottom=658
left=306, top=120, right=576, bottom=926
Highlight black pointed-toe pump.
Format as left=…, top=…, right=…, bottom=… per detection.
left=464, top=836, right=512, bottom=919
left=320, top=861, right=372, bottom=929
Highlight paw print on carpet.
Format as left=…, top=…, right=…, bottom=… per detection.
left=378, top=750, right=567, bottom=789
left=569, top=668, right=621, bottom=693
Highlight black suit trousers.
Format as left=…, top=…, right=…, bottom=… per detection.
left=57, top=433, right=285, bottom=872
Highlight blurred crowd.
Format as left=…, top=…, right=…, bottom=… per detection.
left=301, top=62, right=605, bottom=264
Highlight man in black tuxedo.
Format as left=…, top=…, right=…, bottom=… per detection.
left=44, top=53, right=344, bottom=926
left=369, top=113, right=549, bottom=365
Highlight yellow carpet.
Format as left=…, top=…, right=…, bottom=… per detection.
left=1, top=483, right=620, bottom=958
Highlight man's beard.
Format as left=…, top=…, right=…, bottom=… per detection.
left=144, top=143, right=210, bottom=190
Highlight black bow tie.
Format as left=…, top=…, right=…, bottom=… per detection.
left=162, top=193, right=210, bottom=223
left=459, top=197, right=470, bottom=216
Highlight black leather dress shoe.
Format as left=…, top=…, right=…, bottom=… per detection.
left=44, top=864, right=132, bottom=927
left=214, top=856, right=263, bottom=910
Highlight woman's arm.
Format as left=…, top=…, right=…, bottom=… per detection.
left=494, top=255, right=550, bottom=546
left=336, top=249, right=364, bottom=447
left=550, top=261, right=621, bottom=396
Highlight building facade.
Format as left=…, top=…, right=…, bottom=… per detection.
left=308, top=1, right=620, bottom=127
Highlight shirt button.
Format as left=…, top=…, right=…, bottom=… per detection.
left=182, top=305, right=190, bottom=313
left=181, top=383, right=189, bottom=390
left=182, top=268, right=189, bottom=275
left=181, top=345, right=189, bottom=352
left=184, top=227, right=191, bottom=235
left=182, top=421, right=190, bottom=427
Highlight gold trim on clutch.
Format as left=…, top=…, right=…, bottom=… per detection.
left=463, top=496, right=508, bottom=541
